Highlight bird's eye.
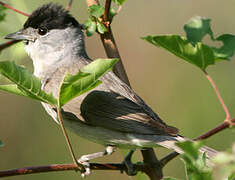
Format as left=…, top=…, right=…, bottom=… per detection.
left=38, top=27, right=48, bottom=35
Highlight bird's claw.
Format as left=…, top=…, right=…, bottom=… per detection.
left=77, top=157, right=91, bottom=177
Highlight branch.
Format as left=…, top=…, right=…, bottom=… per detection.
left=85, top=1, right=162, bottom=179
left=0, top=1, right=29, bottom=16
left=0, top=40, right=20, bottom=53
left=66, top=0, right=73, bottom=11
left=0, top=162, right=150, bottom=178
left=103, top=0, right=111, bottom=22
left=160, top=118, right=235, bottom=167
left=100, top=28, right=130, bottom=85
left=195, top=118, right=235, bottom=140
left=204, top=71, right=234, bottom=125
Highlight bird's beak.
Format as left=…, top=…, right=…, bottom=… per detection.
left=5, top=29, right=36, bottom=42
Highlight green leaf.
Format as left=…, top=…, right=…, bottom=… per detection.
left=97, top=21, right=107, bottom=34
left=228, top=174, right=235, bottom=180
left=0, top=61, right=57, bottom=105
left=84, top=18, right=97, bottom=37
left=109, top=8, right=116, bottom=22
left=212, top=147, right=235, bottom=180
left=0, top=84, right=28, bottom=97
left=142, top=35, right=215, bottom=71
left=184, top=16, right=214, bottom=44
left=184, top=16, right=235, bottom=62
left=177, top=141, right=203, bottom=159
left=177, top=141, right=212, bottom=180
left=0, top=6, right=7, bottom=22
left=88, top=5, right=104, bottom=18
left=212, top=34, right=235, bottom=61
left=112, top=0, right=126, bottom=5
left=59, top=58, right=118, bottom=107
left=0, top=140, right=3, bottom=147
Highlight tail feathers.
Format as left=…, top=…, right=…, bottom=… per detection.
left=156, top=135, right=218, bottom=164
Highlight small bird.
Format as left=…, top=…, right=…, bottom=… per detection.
left=5, top=3, right=217, bottom=175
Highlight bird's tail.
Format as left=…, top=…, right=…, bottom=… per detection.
left=156, top=135, right=218, bottom=159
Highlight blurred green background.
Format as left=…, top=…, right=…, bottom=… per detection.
left=0, top=0, right=235, bottom=179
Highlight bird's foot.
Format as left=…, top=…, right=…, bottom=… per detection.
left=121, top=150, right=137, bottom=176
left=77, top=146, right=116, bottom=177
left=77, top=156, right=91, bottom=177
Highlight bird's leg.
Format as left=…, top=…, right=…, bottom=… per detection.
left=121, top=150, right=137, bottom=176
left=78, top=145, right=116, bottom=177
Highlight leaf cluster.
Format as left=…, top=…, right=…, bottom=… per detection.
left=165, top=141, right=235, bottom=180
left=83, top=0, right=126, bottom=36
left=0, top=59, right=118, bottom=146
left=143, top=16, right=235, bottom=71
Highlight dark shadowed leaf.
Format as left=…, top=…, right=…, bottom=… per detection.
left=0, top=6, right=7, bottom=22
left=212, top=34, right=235, bottom=61
left=0, top=140, right=3, bottom=147
left=184, top=16, right=214, bottom=44
left=89, top=5, right=104, bottom=18
left=163, top=178, right=178, bottom=180
left=59, top=58, right=118, bottom=107
left=143, top=35, right=215, bottom=71
left=0, top=61, right=57, bottom=105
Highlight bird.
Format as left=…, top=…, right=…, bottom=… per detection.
left=5, top=3, right=217, bottom=175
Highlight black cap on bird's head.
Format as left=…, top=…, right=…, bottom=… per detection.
left=24, top=3, right=79, bottom=30
left=5, top=3, right=80, bottom=41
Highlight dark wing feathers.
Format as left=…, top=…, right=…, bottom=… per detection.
left=79, top=90, right=177, bottom=135
left=43, top=62, right=178, bottom=136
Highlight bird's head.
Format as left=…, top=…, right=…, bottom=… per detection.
left=5, top=3, right=87, bottom=77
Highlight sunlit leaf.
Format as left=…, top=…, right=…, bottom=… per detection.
left=177, top=141, right=212, bottom=180
left=112, top=0, right=126, bottom=5
left=88, top=5, right=104, bottom=18
left=84, top=18, right=97, bottom=37
left=212, top=145, right=235, bottom=180
left=143, top=35, right=215, bottom=71
left=0, top=61, right=57, bottom=105
left=184, top=16, right=214, bottom=44
left=97, top=21, right=107, bottom=34
left=0, top=84, right=27, bottom=97
left=59, top=58, right=118, bottom=107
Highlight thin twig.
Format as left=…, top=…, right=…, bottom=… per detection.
left=204, top=71, right=234, bottom=125
left=66, top=0, right=73, bottom=11
left=56, top=108, right=84, bottom=172
left=100, top=28, right=130, bottom=85
left=160, top=118, right=235, bottom=167
left=195, top=118, right=235, bottom=140
left=115, top=6, right=122, bottom=15
left=0, top=40, right=20, bottom=53
left=0, top=1, right=29, bottom=16
left=0, top=162, right=150, bottom=178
